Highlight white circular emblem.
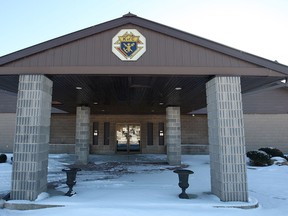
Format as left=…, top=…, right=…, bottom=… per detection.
left=112, top=29, right=146, bottom=61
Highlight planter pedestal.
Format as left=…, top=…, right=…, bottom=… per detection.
left=62, top=168, right=81, bottom=196
left=174, top=169, right=194, bottom=199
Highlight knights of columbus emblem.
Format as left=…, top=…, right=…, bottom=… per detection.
left=112, top=29, right=146, bottom=61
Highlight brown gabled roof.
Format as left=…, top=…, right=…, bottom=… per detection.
left=0, top=13, right=288, bottom=75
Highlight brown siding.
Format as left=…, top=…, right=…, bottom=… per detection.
left=0, top=90, right=17, bottom=113
left=0, top=113, right=16, bottom=152
left=6, top=25, right=259, bottom=69
left=244, top=114, right=288, bottom=152
left=243, top=87, right=288, bottom=114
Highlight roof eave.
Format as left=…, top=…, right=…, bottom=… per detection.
left=128, top=16, right=288, bottom=75
left=0, top=15, right=136, bottom=65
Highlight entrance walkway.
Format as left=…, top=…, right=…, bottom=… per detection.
left=1, top=154, right=261, bottom=214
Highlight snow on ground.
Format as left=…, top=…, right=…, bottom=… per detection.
left=0, top=153, right=288, bottom=216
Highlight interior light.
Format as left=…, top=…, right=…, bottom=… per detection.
left=175, top=87, right=182, bottom=90
left=76, top=87, right=82, bottom=90
left=52, top=101, right=62, bottom=105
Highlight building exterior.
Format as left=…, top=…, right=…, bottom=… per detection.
left=2, top=86, right=288, bottom=155
left=1, top=13, right=288, bottom=202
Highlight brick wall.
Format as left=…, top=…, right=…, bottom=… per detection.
left=49, top=114, right=210, bottom=154
left=181, top=115, right=208, bottom=144
left=1, top=113, right=288, bottom=154
left=50, top=114, right=76, bottom=144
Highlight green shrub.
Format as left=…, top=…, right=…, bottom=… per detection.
left=0, top=154, right=7, bottom=163
left=258, top=147, right=284, bottom=158
left=246, top=150, right=273, bottom=166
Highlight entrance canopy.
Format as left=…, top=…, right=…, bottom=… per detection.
left=0, top=13, right=287, bottom=114
left=2, top=13, right=288, bottom=202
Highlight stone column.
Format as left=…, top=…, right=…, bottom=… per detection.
left=11, top=75, right=53, bottom=201
left=206, top=76, right=248, bottom=202
left=166, top=106, right=181, bottom=165
left=75, top=106, right=90, bottom=164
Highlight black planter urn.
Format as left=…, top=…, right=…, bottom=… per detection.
left=173, top=169, right=194, bottom=199
left=62, top=168, right=81, bottom=196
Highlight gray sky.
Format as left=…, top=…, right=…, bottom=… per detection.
left=1, top=0, right=287, bottom=65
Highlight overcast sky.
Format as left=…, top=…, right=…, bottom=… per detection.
left=1, top=0, right=287, bottom=65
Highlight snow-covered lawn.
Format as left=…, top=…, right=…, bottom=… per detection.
left=0, top=154, right=287, bottom=216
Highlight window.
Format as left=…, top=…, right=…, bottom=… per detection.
left=104, top=122, right=110, bottom=145
left=147, top=122, right=153, bottom=145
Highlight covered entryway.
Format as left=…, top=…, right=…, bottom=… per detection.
left=116, top=124, right=141, bottom=153
left=1, top=13, right=288, bottom=202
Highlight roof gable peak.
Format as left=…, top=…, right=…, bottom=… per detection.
left=123, top=12, right=137, bottom=17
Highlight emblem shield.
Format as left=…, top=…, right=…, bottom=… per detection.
left=112, top=29, right=146, bottom=61
left=120, top=42, right=137, bottom=57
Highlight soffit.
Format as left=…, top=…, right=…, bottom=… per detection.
left=0, top=74, right=281, bottom=115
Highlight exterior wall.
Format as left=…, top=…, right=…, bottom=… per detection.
left=0, top=113, right=16, bottom=152
left=0, top=90, right=17, bottom=113
left=243, top=87, right=288, bottom=114
left=49, top=114, right=75, bottom=153
left=181, top=115, right=208, bottom=144
left=244, top=114, right=288, bottom=152
left=181, top=115, right=209, bottom=154
left=49, top=114, right=209, bottom=154
left=89, top=114, right=166, bottom=154
left=1, top=113, right=288, bottom=154
left=50, top=114, right=76, bottom=144
left=6, top=24, right=259, bottom=69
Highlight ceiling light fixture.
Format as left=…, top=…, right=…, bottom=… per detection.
left=76, top=87, right=82, bottom=90
left=175, top=87, right=182, bottom=90
left=52, top=101, right=62, bottom=105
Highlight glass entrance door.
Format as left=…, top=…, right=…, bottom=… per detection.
left=116, top=124, right=141, bottom=152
